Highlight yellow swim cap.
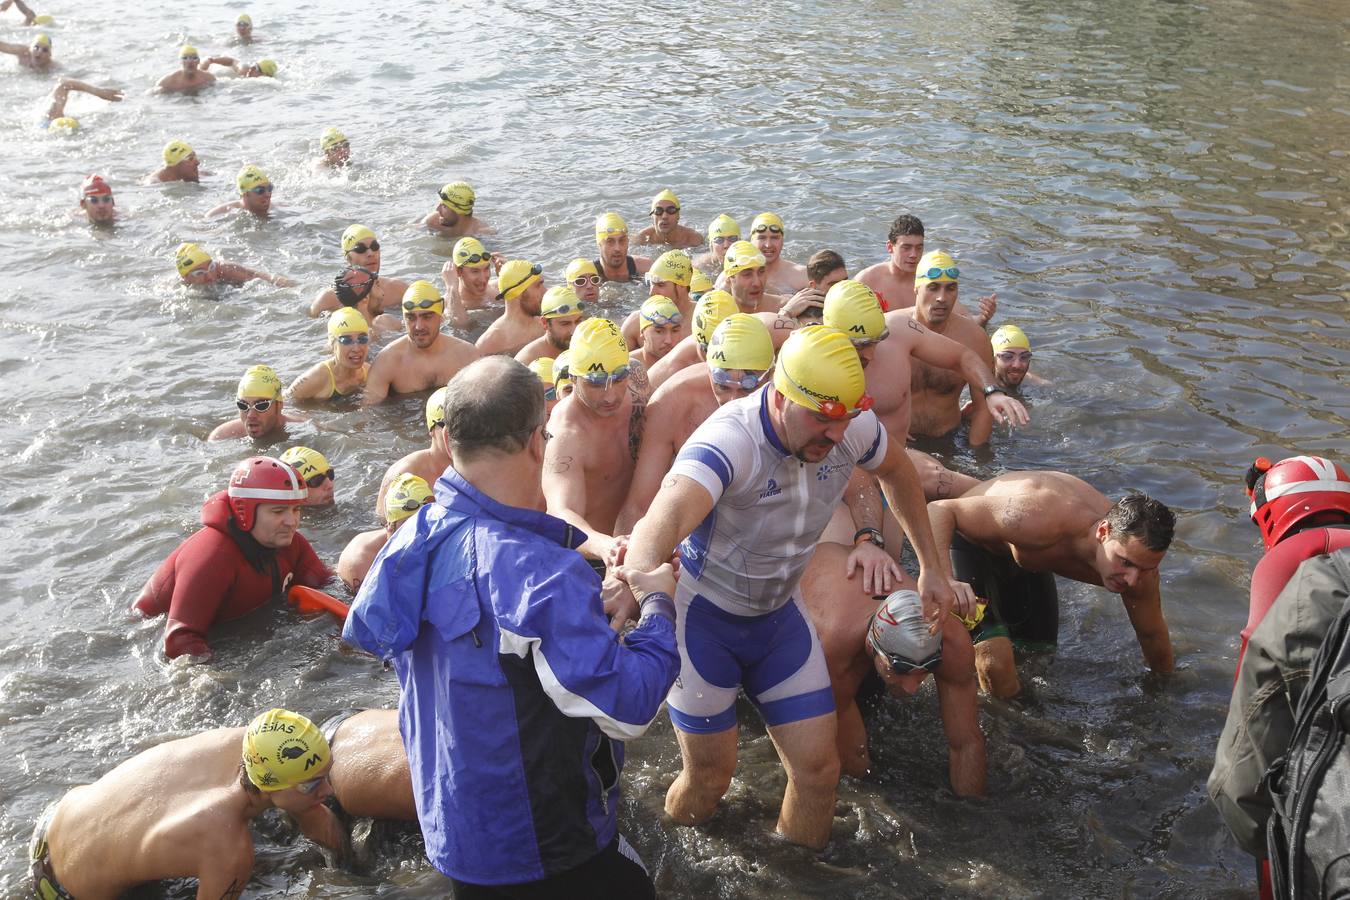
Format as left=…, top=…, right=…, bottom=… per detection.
left=280, top=446, right=331, bottom=481
left=540, top=286, right=584, bottom=319
left=341, top=224, right=376, bottom=256
left=320, top=127, right=347, bottom=152
left=437, top=181, right=475, bottom=215
left=692, top=289, right=738, bottom=346
left=707, top=214, right=740, bottom=242
left=327, top=306, right=369, bottom=338
left=649, top=250, right=693, bottom=287
left=914, top=250, right=959, bottom=290
left=650, top=188, right=680, bottom=211
left=823, top=280, right=886, bottom=341
left=237, top=13, right=252, bottom=25
left=992, top=324, right=1031, bottom=352
left=241, top=709, right=331, bottom=792
left=32, top=33, right=51, bottom=48
left=723, top=240, right=767, bottom=277
left=256, top=59, right=277, bottom=77
left=497, top=260, right=542, bottom=302
left=49, top=117, right=78, bottom=131
left=528, top=356, right=555, bottom=385
left=552, top=350, right=572, bottom=387
left=237, top=364, right=282, bottom=400
left=639, top=295, right=682, bottom=331
left=565, top=258, right=598, bottom=282
left=690, top=269, right=713, bottom=296
left=174, top=242, right=212, bottom=277
left=402, top=280, right=444, bottom=315
left=163, top=139, right=194, bottom=166
left=594, top=212, right=627, bottom=243
left=385, top=473, right=433, bottom=524
left=750, top=212, right=785, bottom=235
left=569, top=318, right=629, bottom=377
left=236, top=164, right=269, bottom=192
left=33, top=14, right=54, bottom=25
left=774, top=326, right=868, bottom=415
left=452, top=237, right=490, bottom=268
left=707, top=314, right=774, bottom=372
left=180, top=44, right=198, bottom=59
left=425, top=387, right=447, bottom=430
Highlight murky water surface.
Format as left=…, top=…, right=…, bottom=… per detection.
left=1, top=0, right=1346, bottom=896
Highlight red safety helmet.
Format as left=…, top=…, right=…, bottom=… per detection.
left=227, top=456, right=308, bottom=531
left=81, top=174, right=111, bottom=197
left=1246, top=455, right=1350, bottom=550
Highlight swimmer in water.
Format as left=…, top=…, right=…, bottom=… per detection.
left=593, top=212, right=653, bottom=283
left=175, top=242, right=293, bottom=287
left=209, top=365, right=305, bottom=442
left=422, top=181, right=489, bottom=237
left=552, top=350, right=574, bottom=402
left=374, top=389, right=451, bottom=521
left=564, top=258, right=602, bottom=304
left=543, top=319, right=646, bottom=564
left=515, top=286, right=586, bottom=367
left=476, top=260, right=547, bottom=356
left=310, top=224, right=408, bottom=331
left=0, top=0, right=42, bottom=26
left=201, top=55, right=277, bottom=77
left=208, top=164, right=274, bottom=218
left=621, top=250, right=695, bottom=349
left=289, top=308, right=372, bottom=401
left=720, top=240, right=780, bottom=314
left=28, top=710, right=343, bottom=899
left=77, top=174, right=115, bottom=227
left=646, top=288, right=738, bottom=391
left=635, top=189, right=703, bottom=249
left=314, top=127, right=350, bottom=170
left=234, top=13, right=255, bottom=43
left=149, top=139, right=203, bottom=183
left=929, top=473, right=1177, bottom=697
left=747, top=213, right=808, bottom=294
left=629, top=296, right=683, bottom=370
left=1, top=29, right=52, bottom=70
left=41, top=77, right=123, bottom=129
left=440, top=236, right=503, bottom=330
left=280, top=446, right=336, bottom=506
left=337, top=474, right=433, bottom=591
left=693, top=213, right=740, bottom=275
left=614, top=325, right=965, bottom=850
left=363, top=281, right=481, bottom=405
left=156, top=44, right=216, bottom=93
left=779, top=249, right=849, bottom=325
left=961, top=324, right=1046, bottom=420
left=527, top=357, right=560, bottom=416
left=857, top=214, right=996, bottom=326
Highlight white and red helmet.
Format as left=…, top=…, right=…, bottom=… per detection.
left=227, top=456, right=307, bottom=531
left=1246, top=455, right=1350, bottom=550
left=81, top=174, right=111, bottom=198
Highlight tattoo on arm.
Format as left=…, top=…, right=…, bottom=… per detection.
left=906, top=318, right=925, bottom=334
left=628, top=405, right=646, bottom=461
left=1000, top=497, right=1027, bottom=531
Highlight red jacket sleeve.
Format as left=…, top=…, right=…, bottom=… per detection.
left=163, top=530, right=238, bottom=659
left=286, top=533, right=332, bottom=588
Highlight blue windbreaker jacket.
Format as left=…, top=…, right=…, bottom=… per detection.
left=342, top=468, right=679, bottom=885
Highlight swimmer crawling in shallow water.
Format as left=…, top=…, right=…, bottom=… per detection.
left=175, top=241, right=294, bottom=288
left=208, top=165, right=275, bottom=218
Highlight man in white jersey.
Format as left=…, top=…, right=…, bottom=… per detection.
left=617, top=326, right=969, bottom=849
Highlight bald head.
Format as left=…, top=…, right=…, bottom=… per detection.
left=443, top=357, right=545, bottom=461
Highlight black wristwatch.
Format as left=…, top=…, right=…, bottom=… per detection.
left=853, top=527, right=885, bottom=550
left=982, top=384, right=1007, bottom=398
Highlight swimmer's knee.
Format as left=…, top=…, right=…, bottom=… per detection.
left=975, top=639, right=1020, bottom=698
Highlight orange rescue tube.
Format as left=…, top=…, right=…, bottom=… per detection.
left=288, top=585, right=351, bottom=622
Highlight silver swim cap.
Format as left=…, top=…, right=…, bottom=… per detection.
left=869, top=590, right=942, bottom=672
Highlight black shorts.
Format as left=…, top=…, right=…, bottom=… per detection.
left=451, top=835, right=654, bottom=900
left=950, top=533, right=1058, bottom=651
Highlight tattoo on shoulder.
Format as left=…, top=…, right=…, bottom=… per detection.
left=627, top=358, right=651, bottom=403
left=1000, top=497, right=1028, bottom=531
left=548, top=454, right=574, bottom=474
left=906, top=318, right=925, bottom=334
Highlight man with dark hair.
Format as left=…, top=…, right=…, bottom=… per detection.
left=777, top=250, right=848, bottom=326
left=344, top=356, right=680, bottom=898
left=927, top=471, right=1176, bottom=697
left=858, top=215, right=995, bottom=325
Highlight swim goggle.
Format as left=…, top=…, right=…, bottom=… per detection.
left=393, top=495, right=431, bottom=513
left=294, top=774, right=328, bottom=795
left=881, top=645, right=942, bottom=675
left=402, top=297, right=443, bottom=311
left=995, top=350, right=1032, bottom=363
left=497, top=264, right=542, bottom=299
left=348, top=240, right=380, bottom=254
left=83, top=195, right=114, bottom=205
left=779, top=364, right=873, bottom=420
left=641, top=310, right=683, bottom=327
left=182, top=54, right=200, bottom=62
left=248, top=184, right=273, bottom=195
left=455, top=250, right=491, bottom=265
left=545, top=302, right=585, bottom=317
left=236, top=399, right=274, bottom=412
left=437, top=189, right=472, bottom=214
left=712, top=236, right=738, bottom=246
left=750, top=224, right=783, bottom=235
left=920, top=266, right=959, bottom=280
left=650, top=204, right=678, bottom=216
left=850, top=328, right=890, bottom=351
left=710, top=367, right=767, bottom=391
left=544, top=386, right=558, bottom=401
left=183, top=260, right=217, bottom=283
left=571, top=274, right=602, bottom=287
left=303, top=468, right=334, bottom=488
left=336, top=333, right=369, bottom=345
left=574, top=365, right=630, bottom=387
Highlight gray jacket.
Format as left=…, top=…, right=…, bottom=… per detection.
left=1207, top=548, right=1350, bottom=857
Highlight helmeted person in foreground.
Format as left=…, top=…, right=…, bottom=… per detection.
left=614, top=325, right=967, bottom=850
left=29, top=708, right=342, bottom=900
left=344, top=356, right=680, bottom=897
left=134, top=457, right=330, bottom=660
left=1209, top=455, right=1350, bottom=899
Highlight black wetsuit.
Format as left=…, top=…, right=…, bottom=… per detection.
left=951, top=533, right=1059, bottom=651
left=594, top=256, right=640, bottom=284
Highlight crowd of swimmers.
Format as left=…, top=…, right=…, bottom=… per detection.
left=9, top=8, right=1231, bottom=899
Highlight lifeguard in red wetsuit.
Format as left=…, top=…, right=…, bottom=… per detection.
left=134, top=456, right=331, bottom=660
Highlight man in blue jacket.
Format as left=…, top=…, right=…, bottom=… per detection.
left=344, top=356, right=680, bottom=898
